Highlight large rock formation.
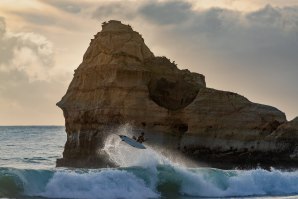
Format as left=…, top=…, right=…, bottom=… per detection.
left=57, top=20, right=298, bottom=168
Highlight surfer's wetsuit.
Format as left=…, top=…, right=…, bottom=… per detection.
left=137, top=132, right=145, bottom=143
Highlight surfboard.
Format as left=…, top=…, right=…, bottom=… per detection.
left=119, top=135, right=146, bottom=149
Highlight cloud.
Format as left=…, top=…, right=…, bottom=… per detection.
left=0, top=17, right=5, bottom=35
left=138, top=1, right=192, bottom=25
left=91, top=1, right=139, bottom=21
left=39, top=0, right=84, bottom=13
left=0, top=17, right=69, bottom=125
left=15, top=12, right=56, bottom=26
left=0, top=17, right=54, bottom=81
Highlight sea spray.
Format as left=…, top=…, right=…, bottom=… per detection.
left=102, top=124, right=169, bottom=193
left=102, top=124, right=171, bottom=167
left=102, top=124, right=196, bottom=168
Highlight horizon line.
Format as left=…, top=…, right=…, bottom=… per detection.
left=0, top=125, right=64, bottom=127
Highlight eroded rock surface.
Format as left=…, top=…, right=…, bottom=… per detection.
left=57, top=20, right=298, bottom=168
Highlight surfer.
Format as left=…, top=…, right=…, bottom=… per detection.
left=133, top=132, right=146, bottom=143
left=137, top=132, right=146, bottom=143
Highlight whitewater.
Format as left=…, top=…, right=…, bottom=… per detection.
left=1, top=126, right=298, bottom=199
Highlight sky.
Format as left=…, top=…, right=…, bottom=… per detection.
left=0, top=0, right=298, bottom=125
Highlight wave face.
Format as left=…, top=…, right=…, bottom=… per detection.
left=1, top=166, right=298, bottom=199
left=1, top=125, right=298, bottom=199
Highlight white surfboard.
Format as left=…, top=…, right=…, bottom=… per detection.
left=119, top=135, right=146, bottom=149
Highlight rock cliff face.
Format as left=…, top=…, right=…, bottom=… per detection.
left=57, top=20, right=298, bottom=168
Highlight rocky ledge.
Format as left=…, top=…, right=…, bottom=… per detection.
left=56, top=20, right=298, bottom=168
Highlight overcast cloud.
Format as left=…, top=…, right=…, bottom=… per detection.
left=0, top=17, right=54, bottom=81
left=0, top=17, right=66, bottom=125
left=0, top=0, right=298, bottom=124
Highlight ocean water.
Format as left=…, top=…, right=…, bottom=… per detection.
left=1, top=126, right=298, bottom=199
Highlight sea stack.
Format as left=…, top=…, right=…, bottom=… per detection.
left=57, top=20, right=298, bottom=168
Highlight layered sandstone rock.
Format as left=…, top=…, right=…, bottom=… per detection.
left=57, top=20, right=298, bottom=168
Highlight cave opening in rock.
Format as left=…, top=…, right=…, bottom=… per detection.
left=178, top=123, right=188, bottom=133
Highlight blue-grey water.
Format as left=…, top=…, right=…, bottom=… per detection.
left=1, top=126, right=298, bottom=199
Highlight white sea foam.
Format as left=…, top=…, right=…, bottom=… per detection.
left=41, top=170, right=159, bottom=199
left=2, top=164, right=298, bottom=198
left=175, top=167, right=298, bottom=197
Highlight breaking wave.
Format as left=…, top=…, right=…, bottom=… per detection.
left=1, top=125, right=298, bottom=199
left=1, top=166, right=298, bottom=198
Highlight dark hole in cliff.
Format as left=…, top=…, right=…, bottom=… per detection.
left=178, top=123, right=188, bottom=133
left=141, top=122, right=146, bottom=127
left=148, top=77, right=200, bottom=110
left=172, top=123, right=188, bottom=134
left=206, top=125, right=213, bottom=130
left=146, top=57, right=203, bottom=111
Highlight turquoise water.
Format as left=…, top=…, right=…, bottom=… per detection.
left=1, top=126, right=298, bottom=199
